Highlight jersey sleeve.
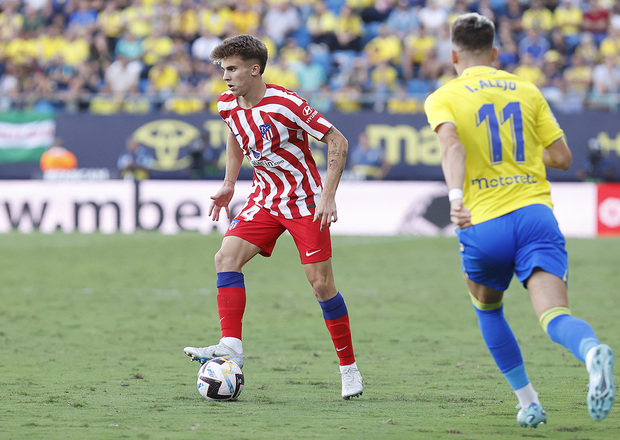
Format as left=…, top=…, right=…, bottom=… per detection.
left=424, top=91, right=456, bottom=131
left=283, top=90, right=332, bottom=140
left=301, top=104, right=332, bottom=140
left=535, top=92, right=564, bottom=148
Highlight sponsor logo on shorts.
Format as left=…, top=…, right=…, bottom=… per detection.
left=305, top=249, right=321, bottom=257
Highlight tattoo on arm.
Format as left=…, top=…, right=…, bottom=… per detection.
left=325, top=127, right=347, bottom=176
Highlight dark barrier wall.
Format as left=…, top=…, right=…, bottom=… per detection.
left=1, top=111, right=619, bottom=181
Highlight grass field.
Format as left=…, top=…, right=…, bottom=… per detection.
left=1, top=232, right=619, bottom=440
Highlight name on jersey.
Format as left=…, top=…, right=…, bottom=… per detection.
left=471, top=173, right=538, bottom=190
left=465, top=80, right=516, bottom=94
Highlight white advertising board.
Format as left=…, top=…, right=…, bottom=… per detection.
left=0, top=181, right=597, bottom=237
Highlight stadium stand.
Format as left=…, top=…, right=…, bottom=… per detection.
left=0, top=0, right=618, bottom=114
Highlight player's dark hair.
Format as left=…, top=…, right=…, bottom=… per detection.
left=211, top=34, right=268, bottom=75
left=451, top=13, right=495, bottom=54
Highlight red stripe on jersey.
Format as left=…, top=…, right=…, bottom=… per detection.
left=244, top=112, right=297, bottom=217
left=218, top=85, right=331, bottom=219
left=269, top=111, right=322, bottom=190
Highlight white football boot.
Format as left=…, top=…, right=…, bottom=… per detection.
left=340, top=363, right=363, bottom=400
left=587, top=344, right=615, bottom=421
left=184, top=339, right=244, bottom=369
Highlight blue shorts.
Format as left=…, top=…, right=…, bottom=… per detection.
left=456, top=204, right=568, bottom=291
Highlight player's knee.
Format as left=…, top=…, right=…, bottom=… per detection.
left=309, top=278, right=336, bottom=301
left=214, top=248, right=239, bottom=272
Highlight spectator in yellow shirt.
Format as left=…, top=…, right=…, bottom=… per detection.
left=563, top=53, right=593, bottom=98
left=402, top=25, right=436, bottom=79
left=513, top=53, right=546, bottom=87
left=370, top=60, right=399, bottom=94
left=333, top=83, right=363, bottom=113
left=574, top=32, right=601, bottom=66
left=364, top=23, right=402, bottom=67
left=600, top=26, right=620, bottom=59
left=121, top=0, right=154, bottom=39
left=36, top=24, right=67, bottom=64
left=61, top=27, right=90, bottom=67
left=522, top=0, right=554, bottom=33
left=307, top=0, right=338, bottom=50
left=279, top=37, right=307, bottom=67
left=334, top=4, right=364, bottom=52
left=554, top=0, right=583, bottom=52
left=169, top=1, right=200, bottom=41
left=98, top=0, right=125, bottom=43
left=198, top=4, right=233, bottom=39
left=229, top=0, right=260, bottom=35
left=0, top=0, right=23, bottom=40
left=147, top=57, right=180, bottom=100
left=4, top=30, right=37, bottom=65
left=163, top=83, right=205, bottom=114
left=263, top=56, right=300, bottom=90
left=142, top=27, right=174, bottom=67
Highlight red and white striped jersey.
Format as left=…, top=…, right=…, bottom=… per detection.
left=217, top=84, right=332, bottom=219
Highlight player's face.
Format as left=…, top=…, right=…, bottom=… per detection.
left=220, top=55, right=257, bottom=97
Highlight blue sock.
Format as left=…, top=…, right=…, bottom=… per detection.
left=318, top=292, right=348, bottom=320
left=546, top=314, right=599, bottom=362
left=473, top=304, right=529, bottom=390
left=217, top=271, right=245, bottom=289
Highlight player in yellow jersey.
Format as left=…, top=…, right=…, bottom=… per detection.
left=425, top=13, right=615, bottom=428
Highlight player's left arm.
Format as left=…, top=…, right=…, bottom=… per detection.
left=315, top=126, right=349, bottom=231
left=536, top=91, right=571, bottom=171
left=543, top=137, right=572, bottom=171
left=436, top=122, right=471, bottom=229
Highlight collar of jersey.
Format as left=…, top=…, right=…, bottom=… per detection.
left=461, top=65, right=497, bottom=77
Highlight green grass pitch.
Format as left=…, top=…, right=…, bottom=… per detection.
left=1, top=232, right=619, bottom=439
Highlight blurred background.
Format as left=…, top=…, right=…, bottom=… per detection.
left=0, top=0, right=619, bottom=236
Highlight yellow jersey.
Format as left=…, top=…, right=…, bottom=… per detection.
left=424, top=66, right=564, bottom=224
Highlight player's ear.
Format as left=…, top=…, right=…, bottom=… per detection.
left=251, top=63, right=261, bottom=77
left=491, top=47, right=498, bottom=62
left=451, top=49, right=458, bottom=65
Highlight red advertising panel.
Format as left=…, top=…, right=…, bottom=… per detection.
left=597, top=183, right=620, bottom=236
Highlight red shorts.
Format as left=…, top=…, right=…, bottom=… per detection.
left=225, top=200, right=332, bottom=264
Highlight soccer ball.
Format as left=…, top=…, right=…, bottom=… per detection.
left=196, top=357, right=244, bottom=401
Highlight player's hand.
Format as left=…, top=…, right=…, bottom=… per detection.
left=450, top=200, right=472, bottom=229
left=313, top=195, right=337, bottom=231
left=208, top=183, right=235, bottom=221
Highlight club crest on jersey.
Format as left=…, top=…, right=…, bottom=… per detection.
left=259, top=124, right=273, bottom=140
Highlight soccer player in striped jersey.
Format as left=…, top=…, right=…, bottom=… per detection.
left=183, top=34, right=363, bottom=399
left=425, top=13, right=614, bottom=427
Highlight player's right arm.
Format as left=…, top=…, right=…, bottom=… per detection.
left=543, top=137, right=572, bottom=171
left=436, top=122, right=472, bottom=229
left=209, top=132, right=244, bottom=221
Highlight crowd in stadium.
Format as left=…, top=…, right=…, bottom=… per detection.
left=0, top=0, right=619, bottom=115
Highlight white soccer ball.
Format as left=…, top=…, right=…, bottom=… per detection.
left=196, top=357, right=244, bottom=401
